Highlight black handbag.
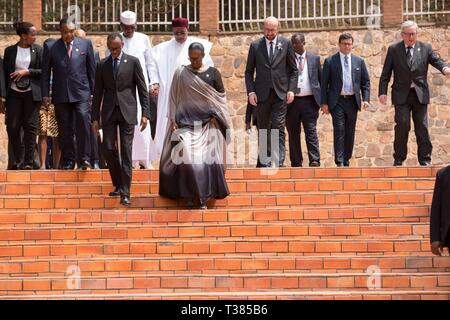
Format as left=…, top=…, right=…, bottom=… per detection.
left=15, top=77, right=30, bottom=90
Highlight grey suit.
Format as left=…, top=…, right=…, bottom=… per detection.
left=245, top=36, right=298, bottom=167
left=286, top=51, right=322, bottom=167
left=321, top=52, right=370, bottom=166
left=92, top=53, right=150, bottom=195
left=379, top=40, right=448, bottom=164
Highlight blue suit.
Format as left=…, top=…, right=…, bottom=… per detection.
left=321, top=52, right=370, bottom=166
left=41, top=37, right=96, bottom=167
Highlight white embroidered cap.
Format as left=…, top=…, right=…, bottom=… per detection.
left=120, top=10, right=137, bottom=25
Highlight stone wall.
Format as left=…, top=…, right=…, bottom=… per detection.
left=0, top=27, right=449, bottom=168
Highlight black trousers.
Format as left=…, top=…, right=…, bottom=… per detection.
left=102, top=106, right=134, bottom=196
left=286, top=95, right=320, bottom=167
left=331, top=96, right=358, bottom=165
left=256, top=89, right=287, bottom=167
left=55, top=101, right=91, bottom=166
left=394, top=88, right=432, bottom=163
left=5, top=90, right=40, bottom=166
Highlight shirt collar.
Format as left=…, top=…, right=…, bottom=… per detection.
left=296, top=51, right=306, bottom=59
left=113, top=52, right=124, bottom=61
left=266, top=36, right=277, bottom=46
left=339, top=51, right=351, bottom=60
left=405, top=43, right=415, bottom=49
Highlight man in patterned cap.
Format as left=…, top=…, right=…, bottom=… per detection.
left=148, top=17, right=214, bottom=162
left=106, top=10, right=153, bottom=169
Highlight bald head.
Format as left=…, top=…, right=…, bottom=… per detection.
left=74, top=29, right=86, bottom=39
left=264, top=16, right=279, bottom=41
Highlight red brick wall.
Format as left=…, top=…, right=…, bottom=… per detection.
left=199, top=0, right=219, bottom=35
left=22, top=0, right=42, bottom=30
left=383, top=0, right=404, bottom=28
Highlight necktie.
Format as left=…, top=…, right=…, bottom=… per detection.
left=343, top=55, right=352, bottom=93
left=113, top=58, right=119, bottom=78
left=66, top=42, right=72, bottom=58
left=406, top=46, right=413, bottom=68
left=298, top=55, right=304, bottom=76
left=269, top=41, right=274, bottom=62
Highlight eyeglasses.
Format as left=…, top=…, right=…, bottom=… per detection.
left=402, top=32, right=417, bottom=37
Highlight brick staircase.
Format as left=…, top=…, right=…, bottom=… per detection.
left=0, top=167, right=449, bottom=300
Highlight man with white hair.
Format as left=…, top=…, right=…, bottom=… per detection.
left=106, top=10, right=153, bottom=169
left=379, top=20, right=450, bottom=166
left=148, top=17, right=214, bottom=161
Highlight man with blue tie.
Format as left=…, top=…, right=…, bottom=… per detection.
left=321, top=33, right=370, bottom=167
left=42, top=17, right=96, bottom=170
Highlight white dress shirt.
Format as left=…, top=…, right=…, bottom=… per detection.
left=295, top=52, right=312, bottom=97
left=339, top=52, right=354, bottom=95
left=265, top=36, right=278, bottom=59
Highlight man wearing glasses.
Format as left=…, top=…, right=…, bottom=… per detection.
left=148, top=18, right=214, bottom=163
left=379, top=20, right=450, bottom=166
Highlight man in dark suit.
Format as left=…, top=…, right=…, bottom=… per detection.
left=287, top=33, right=322, bottom=167
left=321, top=33, right=370, bottom=167
left=92, top=32, right=150, bottom=206
left=379, top=20, right=450, bottom=166
left=245, top=16, right=297, bottom=168
left=430, top=165, right=450, bottom=256
left=41, top=17, right=96, bottom=170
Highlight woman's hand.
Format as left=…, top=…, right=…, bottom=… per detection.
left=10, top=69, right=30, bottom=81
left=171, top=120, right=178, bottom=132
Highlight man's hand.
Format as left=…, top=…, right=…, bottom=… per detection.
left=150, top=83, right=160, bottom=97
left=431, top=241, right=444, bottom=256
left=321, top=104, right=330, bottom=115
left=91, top=120, right=100, bottom=137
left=210, top=117, right=219, bottom=127
left=444, top=67, right=450, bottom=78
left=287, top=91, right=295, bottom=104
left=43, top=97, right=51, bottom=107
left=10, top=69, right=30, bottom=81
left=362, top=101, right=370, bottom=110
left=379, top=95, right=387, bottom=105
left=140, top=117, right=148, bottom=132
left=248, top=93, right=258, bottom=107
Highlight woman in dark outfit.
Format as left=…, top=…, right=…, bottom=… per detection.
left=3, top=22, right=42, bottom=169
left=159, top=42, right=230, bottom=209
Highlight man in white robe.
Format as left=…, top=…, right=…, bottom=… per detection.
left=148, top=17, right=214, bottom=161
left=106, top=11, right=153, bottom=169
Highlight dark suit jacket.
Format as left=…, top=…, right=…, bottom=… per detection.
left=379, top=40, right=448, bottom=105
left=3, top=43, right=43, bottom=102
left=297, top=51, right=322, bottom=106
left=321, top=52, right=370, bottom=111
left=245, top=36, right=298, bottom=102
left=41, top=37, right=96, bottom=104
left=0, top=57, right=6, bottom=98
left=92, top=53, right=150, bottom=126
left=430, top=165, right=450, bottom=245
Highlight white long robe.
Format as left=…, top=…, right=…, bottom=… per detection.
left=148, top=36, right=214, bottom=161
left=106, top=32, right=152, bottom=162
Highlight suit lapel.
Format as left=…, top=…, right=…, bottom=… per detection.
left=306, top=51, right=313, bottom=79
left=116, top=53, right=127, bottom=80
left=411, top=42, right=421, bottom=70
left=30, top=44, right=37, bottom=68
left=334, top=53, right=343, bottom=83
left=351, top=54, right=358, bottom=86
left=259, top=37, right=270, bottom=65
left=271, top=38, right=281, bottom=64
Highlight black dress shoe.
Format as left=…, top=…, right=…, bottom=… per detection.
left=291, top=164, right=303, bottom=168
left=109, top=187, right=122, bottom=197
left=309, top=161, right=320, bottom=167
left=19, top=163, right=33, bottom=170
left=7, top=164, right=19, bottom=170
left=92, top=161, right=100, bottom=169
left=62, top=161, right=75, bottom=170
left=336, top=163, right=344, bottom=167
left=419, top=161, right=431, bottom=166
left=393, top=160, right=403, bottom=166
left=79, top=160, right=91, bottom=170
left=120, top=195, right=131, bottom=206
left=344, top=162, right=350, bottom=167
